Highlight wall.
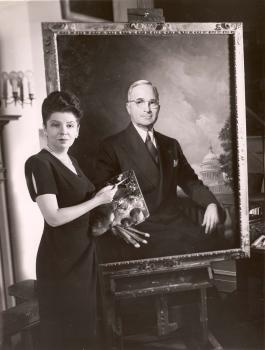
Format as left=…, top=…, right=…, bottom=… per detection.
left=0, top=0, right=62, bottom=283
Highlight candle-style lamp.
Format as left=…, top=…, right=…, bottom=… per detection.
left=0, top=70, right=34, bottom=107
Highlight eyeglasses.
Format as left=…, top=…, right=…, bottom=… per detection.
left=128, top=99, right=159, bottom=109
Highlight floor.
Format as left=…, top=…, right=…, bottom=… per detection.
left=9, top=287, right=265, bottom=350
left=113, top=290, right=265, bottom=350
left=208, top=292, right=264, bottom=350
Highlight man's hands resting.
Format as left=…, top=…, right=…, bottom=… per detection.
left=202, top=203, right=219, bottom=234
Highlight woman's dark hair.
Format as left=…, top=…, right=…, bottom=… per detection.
left=42, top=91, right=83, bottom=126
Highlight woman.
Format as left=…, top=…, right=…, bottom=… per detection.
left=25, top=91, right=117, bottom=350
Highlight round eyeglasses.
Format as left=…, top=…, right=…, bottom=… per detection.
left=128, top=99, right=159, bottom=109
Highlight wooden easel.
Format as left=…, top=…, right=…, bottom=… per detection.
left=99, top=260, right=223, bottom=350
left=97, top=8, right=223, bottom=350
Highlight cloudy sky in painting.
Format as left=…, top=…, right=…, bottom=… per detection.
left=143, top=35, right=231, bottom=168
left=60, top=34, right=231, bottom=172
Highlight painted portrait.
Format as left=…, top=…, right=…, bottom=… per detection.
left=42, top=22, right=249, bottom=267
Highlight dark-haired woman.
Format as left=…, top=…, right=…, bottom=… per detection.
left=25, top=91, right=117, bottom=350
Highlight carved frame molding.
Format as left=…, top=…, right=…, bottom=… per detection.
left=42, top=22, right=249, bottom=272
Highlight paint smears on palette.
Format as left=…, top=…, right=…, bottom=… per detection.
left=90, top=170, right=149, bottom=236
left=108, top=170, right=149, bottom=227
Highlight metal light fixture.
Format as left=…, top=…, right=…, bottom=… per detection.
left=1, top=70, right=34, bottom=107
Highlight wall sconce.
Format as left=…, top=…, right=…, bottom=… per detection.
left=1, top=71, right=34, bottom=108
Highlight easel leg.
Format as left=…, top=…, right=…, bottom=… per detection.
left=156, top=295, right=169, bottom=336
left=199, top=288, right=223, bottom=349
left=199, top=287, right=208, bottom=345
left=115, top=301, right=124, bottom=350
left=155, top=295, right=178, bottom=337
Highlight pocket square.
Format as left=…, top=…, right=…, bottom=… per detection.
left=173, top=159, right=179, bottom=167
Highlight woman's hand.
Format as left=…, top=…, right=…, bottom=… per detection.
left=95, top=185, right=117, bottom=205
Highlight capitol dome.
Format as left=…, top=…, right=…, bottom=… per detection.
left=199, top=146, right=232, bottom=195
left=201, top=146, right=221, bottom=172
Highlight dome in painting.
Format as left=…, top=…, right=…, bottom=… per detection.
left=200, top=146, right=221, bottom=172
left=199, top=146, right=233, bottom=195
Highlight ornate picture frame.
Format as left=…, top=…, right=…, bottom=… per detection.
left=42, top=22, right=249, bottom=272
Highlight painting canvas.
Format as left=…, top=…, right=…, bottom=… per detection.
left=42, top=22, right=249, bottom=268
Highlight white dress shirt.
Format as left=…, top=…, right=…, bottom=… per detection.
left=132, top=123, right=157, bottom=148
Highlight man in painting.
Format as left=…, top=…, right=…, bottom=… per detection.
left=94, top=80, right=226, bottom=260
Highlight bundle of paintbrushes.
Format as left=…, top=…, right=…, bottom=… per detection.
left=111, top=225, right=150, bottom=248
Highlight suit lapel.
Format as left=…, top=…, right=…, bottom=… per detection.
left=121, top=124, right=160, bottom=187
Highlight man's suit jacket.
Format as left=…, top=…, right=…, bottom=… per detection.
left=94, top=123, right=226, bottom=260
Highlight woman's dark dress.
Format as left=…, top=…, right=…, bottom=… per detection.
left=25, top=149, right=96, bottom=350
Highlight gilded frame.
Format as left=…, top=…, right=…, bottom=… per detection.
left=42, top=22, right=249, bottom=272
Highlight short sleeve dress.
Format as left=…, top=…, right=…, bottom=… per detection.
left=25, top=149, right=97, bottom=350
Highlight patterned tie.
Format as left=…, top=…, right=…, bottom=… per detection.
left=145, top=132, right=158, bottom=164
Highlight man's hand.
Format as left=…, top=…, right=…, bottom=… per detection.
left=202, top=203, right=219, bottom=234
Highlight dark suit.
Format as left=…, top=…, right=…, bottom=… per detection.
left=94, top=123, right=226, bottom=261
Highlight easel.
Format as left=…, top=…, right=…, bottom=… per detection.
left=99, top=260, right=222, bottom=350
left=98, top=8, right=223, bottom=350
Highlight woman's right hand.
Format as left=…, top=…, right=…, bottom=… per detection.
left=95, top=185, right=117, bottom=205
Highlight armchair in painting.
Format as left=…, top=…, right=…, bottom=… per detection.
left=177, top=191, right=235, bottom=248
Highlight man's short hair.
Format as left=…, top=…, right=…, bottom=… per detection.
left=127, top=80, right=159, bottom=101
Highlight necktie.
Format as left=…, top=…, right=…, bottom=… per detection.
left=145, top=132, right=158, bottom=164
